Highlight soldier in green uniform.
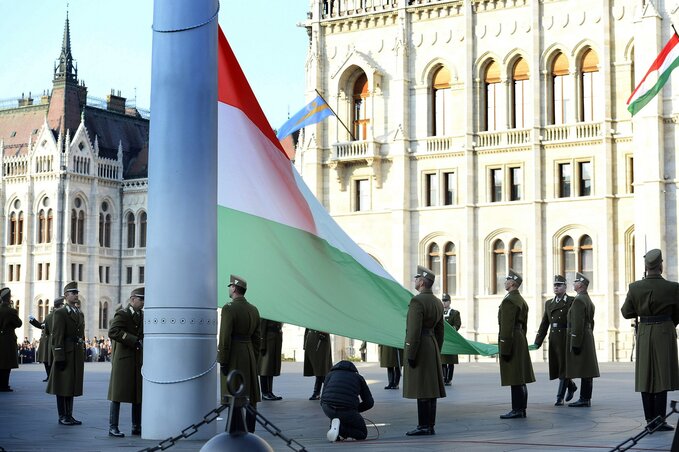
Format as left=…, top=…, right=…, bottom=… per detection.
left=378, top=344, right=402, bottom=389
left=441, top=293, right=461, bottom=387
left=47, top=282, right=85, bottom=425
left=304, top=328, right=332, bottom=400
left=533, top=275, right=577, bottom=405
left=498, top=269, right=535, bottom=419
left=565, top=272, right=599, bottom=407
left=218, top=275, right=261, bottom=433
left=259, top=318, right=283, bottom=401
left=0, top=288, right=22, bottom=392
left=621, top=249, right=679, bottom=431
left=29, top=297, right=64, bottom=382
left=107, top=287, right=144, bottom=437
left=404, top=265, right=446, bottom=436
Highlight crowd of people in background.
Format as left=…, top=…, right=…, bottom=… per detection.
left=16, top=336, right=111, bottom=364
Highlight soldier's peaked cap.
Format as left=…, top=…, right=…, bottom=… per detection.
left=414, top=265, right=435, bottom=283
left=228, top=275, right=247, bottom=289
left=442, top=293, right=451, bottom=301
left=64, top=281, right=78, bottom=293
left=644, top=249, right=663, bottom=269
left=131, top=287, right=144, bottom=298
left=53, top=297, right=65, bottom=307
left=553, top=275, right=567, bottom=284
left=574, top=272, right=590, bottom=285
left=0, top=287, right=10, bottom=303
left=506, top=269, right=523, bottom=286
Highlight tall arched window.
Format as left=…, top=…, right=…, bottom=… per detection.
left=484, top=60, right=500, bottom=131
left=352, top=73, right=370, bottom=141
left=492, top=239, right=506, bottom=294
left=428, top=243, right=441, bottom=294
left=552, top=53, right=571, bottom=125
left=444, top=242, right=457, bottom=295
left=99, top=213, right=105, bottom=247
left=71, top=197, right=85, bottom=245
left=561, top=236, right=576, bottom=286
left=511, top=58, right=529, bottom=129
left=9, top=212, right=17, bottom=245
left=46, top=209, right=53, bottom=243
left=104, top=214, right=111, bottom=248
left=509, top=239, right=523, bottom=276
left=139, top=212, right=147, bottom=248
left=99, top=301, right=109, bottom=329
left=18, top=212, right=24, bottom=245
left=127, top=213, right=136, bottom=248
left=580, top=49, right=602, bottom=122
left=432, top=66, right=451, bottom=137
left=38, top=210, right=46, bottom=244
left=38, top=299, right=47, bottom=322
left=579, top=235, right=593, bottom=284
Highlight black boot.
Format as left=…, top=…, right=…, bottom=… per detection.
left=448, top=365, right=455, bottom=386
left=385, top=368, right=394, bottom=389
left=429, top=398, right=437, bottom=434
left=642, top=392, right=654, bottom=423
left=61, top=397, right=81, bottom=425
left=500, top=386, right=526, bottom=418
left=56, top=395, right=69, bottom=424
left=654, top=391, right=674, bottom=431
left=43, top=363, right=50, bottom=382
left=555, top=379, right=567, bottom=406
left=521, top=384, right=528, bottom=414
left=569, top=378, right=592, bottom=407
left=392, top=366, right=401, bottom=389
left=261, top=375, right=275, bottom=400
left=309, top=376, right=323, bottom=400
left=565, top=378, right=577, bottom=402
left=109, top=402, right=124, bottom=437
left=268, top=376, right=282, bottom=400
left=406, top=399, right=433, bottom=435
left=131, top=403, right=142, bottom=435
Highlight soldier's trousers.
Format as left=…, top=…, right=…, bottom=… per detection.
left=0, top=369, right=10, bottom=389
left=641, top=391, right=669, bottom=422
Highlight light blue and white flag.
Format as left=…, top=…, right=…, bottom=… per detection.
left=276, top=95, right=333, bottom=139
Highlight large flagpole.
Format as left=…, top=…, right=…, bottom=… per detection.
left=143, top=0, right=219, bottom=439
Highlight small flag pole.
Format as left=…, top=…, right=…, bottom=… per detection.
left=314, top=88, right=357, bottom=141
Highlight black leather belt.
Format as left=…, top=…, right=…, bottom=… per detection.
left=640, top=315, right=672, bottom=324
left=551, top=323, right=567, bottom=328
left=65, top=337, right=84, bottom=343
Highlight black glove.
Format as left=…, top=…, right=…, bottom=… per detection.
left=572, top=346, right=582, bottom=355
left=408, top=358, right=416, bottom=368
left=56, top=361, right=66, bottom=371
left=501, top=354, right=511, bottom=362
left=220, top=364, right=228, bottom=376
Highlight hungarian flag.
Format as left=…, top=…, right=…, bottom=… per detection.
left=216, top=29, right=496, bottom=356
left=627, top=32, right=679, bottom=116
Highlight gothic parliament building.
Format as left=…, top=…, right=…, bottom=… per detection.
left=3, top=2, right=678, bottom=362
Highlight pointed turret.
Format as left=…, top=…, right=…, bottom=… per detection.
left=53, top=11, right=78, bottom=84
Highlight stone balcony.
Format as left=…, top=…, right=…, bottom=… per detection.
left=329, top=139, right=382, bottom=190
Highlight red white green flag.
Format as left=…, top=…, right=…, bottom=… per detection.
left=627, top=32, right=679, bottom=116
left=216, top=28, right=496, bottom=356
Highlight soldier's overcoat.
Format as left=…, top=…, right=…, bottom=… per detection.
left=565, top=292, right=600, bottom=379
left=46, top=305, right=85, bottom=397
left=44, top=309, right=58, bottom=365
left=378, top=345, right=402, bottom=368
left=303, top=329, right=332, bottom=377
left=498, top=289, right=536, bottom=386
left=108, top=305, right=144, bottom=403
left=441, top=308, right=461, bottom=365
left=403, top=288, right=446, bottom=399
left=29, top=316, right=50, bottom=363
left=0, top=304, right=21, bottom=370
left=258, top=319, right=282, bottom=377
left=621, top=274, right=679, bottom=392
left=218, top=296, right=261, bottom=404
left=534, top=294, right=574, bottom=380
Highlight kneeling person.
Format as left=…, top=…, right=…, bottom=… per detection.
left=321, top=360, right=374, bottom=442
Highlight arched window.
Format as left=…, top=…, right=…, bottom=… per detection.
left=484, top=60, right=500, bottom=131
left=104, top=214, right=111, bottom=248
left=9, top=212, right=17, bottom=245
left=127, top=212, right=136, bottom=248
left=579, top=235, right=593, bottom=284
left=428, top=243, right=441, bottom=294
left=352, top=73, right=370, bottom=141
left=509, top=239, right=523, bottom=277
left=38, top=210, right=46, bottom=244
left=561, top=236, right=576, bottom=286
left=492, top=239, right=506, bottom=294
left=139, top=212, right=147, bottom=248
left=552, top=53, right=571, bottom=125
left=38, top=299, right=47, bottom=323
left=580, top=49, right=602, bottom=122
left=71, top=197, right=85, bottom=245
left=432, top=66, right=451, bottom=137
left=18, top=212, right=24, bottom=245
left=511, top=58, right=529, bottom=129
left=46, top=209, right=53, bottom=243
left=444, top=242, right=457, bottom=295
left=99, top=301, right=109, bottom=329
left=98, top=213, right=104, bottom=247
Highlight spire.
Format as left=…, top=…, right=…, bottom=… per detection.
left=54, top=11, right=78, bottom=84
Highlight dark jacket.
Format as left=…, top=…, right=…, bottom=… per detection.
left=534, top=294, right=574, bottom=380
left=0, top=304, right=22, bottom=370
left=321, top=360, right=374, bottom=413
left=498, top=289, right=536, bottom=386
left=108, top=305, right=144, bottom=403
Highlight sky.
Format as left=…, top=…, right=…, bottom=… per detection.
left=0, top=0, right=310, bottom=130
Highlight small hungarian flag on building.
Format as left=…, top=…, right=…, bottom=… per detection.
left=627, top=31, right=679, bottom=116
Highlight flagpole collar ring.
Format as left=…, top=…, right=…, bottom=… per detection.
left=152, top=2, right=220, bottom=34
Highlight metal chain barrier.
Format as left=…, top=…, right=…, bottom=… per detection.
left=138, top=402, right=308, bottom=452
left=610, top=400, right=678, bottom=451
